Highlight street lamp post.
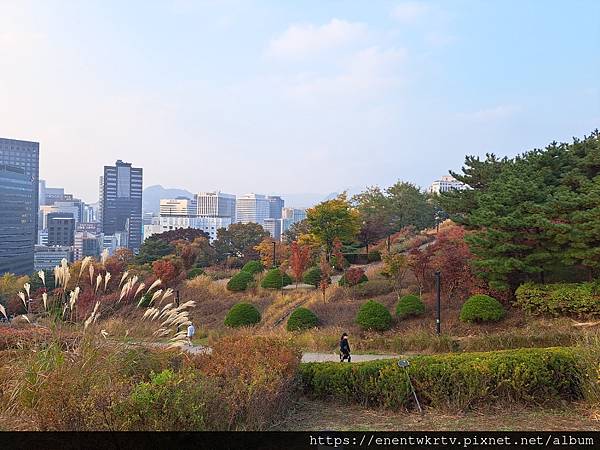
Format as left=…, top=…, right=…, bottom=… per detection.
left=434, top=271, right=441, bottom=335
left=272, top=241, right=277, bottom=268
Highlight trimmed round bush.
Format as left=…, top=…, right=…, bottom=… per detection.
left=286, top=307, right=319, bottom=331
left=224, top=302, right=261, bottom=328
left=261, top=268, right=293, bottom=289
left=460, top=294, right=506, bottom=323
left=396, top=294, right=425, bottom=319
left=186, top=267, right=205, bottom=280
left=303, top=267, right=322, bottom=287
left=241, top=260, right=264, bottom=275
left=356, top=300, right=393, bottom=331
left=226, top=270, right=254, bottom=292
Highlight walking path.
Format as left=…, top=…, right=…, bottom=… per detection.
left=175, top=343, right=398, bottom=363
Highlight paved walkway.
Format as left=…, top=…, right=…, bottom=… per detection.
left=177, top=344, right=397, bottom=363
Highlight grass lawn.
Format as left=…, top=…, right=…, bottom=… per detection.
left=282, top=398, right=600, bottom=431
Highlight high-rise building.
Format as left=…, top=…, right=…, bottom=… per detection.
left=73, top=231, right=100, bottom=261
left=428, top=175, right=466, bottom=194
left=34, top=245, right=73, bottom=271
left=236, top=193, right=270, bottom=226
left=266, top=196, right=284, bottom=220
left=263, top=218, right=281, bottom=240
left=0, top=138, right=39, bottom=233
left=47, top=212, right=75, bottom=246
left=279, top=207, right=307, bottom=239
left=160, top=198, right=197, bottom=216
left=38, top=179, right=66, bottom=207
left=0, top=165, right=36, bottom=274
left=195, top=191, right=236, bottom=220
left=100, top=160, right=143, bottom=252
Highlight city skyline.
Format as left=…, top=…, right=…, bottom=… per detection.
left=1, top=1, right=597, bottom=202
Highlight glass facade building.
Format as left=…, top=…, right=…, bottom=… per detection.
left=0, top=165, right=35, bottom=274
left=0, top=138, right=39, bottom=233
left=100, top=160, right=143, bottom=252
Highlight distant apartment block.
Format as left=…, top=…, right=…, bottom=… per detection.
left=160, top=198, right=197, bottom=216
left=0, top=138, right=39, bottom=233
left=47, top=212, right=75, bottom=246
left=144, top=216, right=230, bottom=242
left=236, top=193, right=270, bottom=226
left=280, top=207, right=307, bottom=239
left=102, top=232, right=128, bottom=256
left=267, top=196, right=284, bottom=220
left=100, top=160, right=143, bottom=252
left=34, top=245, right=73, bottom=271
left=0, top=165, right=36, bottom=275
left=195, top=191, right=236, bottom=220
left=428, top=175, right=466, bottom=194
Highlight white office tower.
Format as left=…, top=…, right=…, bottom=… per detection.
left=235, top=193, right=270, bottom=226
left=160, top=198, right=197, bottom=216
left=195, top=191, right=236, bottom=221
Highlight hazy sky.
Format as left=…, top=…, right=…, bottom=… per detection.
left=1, top=0, right=598, bottom=203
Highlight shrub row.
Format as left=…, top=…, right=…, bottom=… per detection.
left=515, top=281, right=600, bottom=317
left=299, top=347, right=586, bottom=410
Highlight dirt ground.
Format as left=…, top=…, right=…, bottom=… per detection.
left=281, top=398, right=600, bottom=431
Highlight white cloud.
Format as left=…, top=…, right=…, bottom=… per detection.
left=266, top=18, right=366, bottom=59
left=281, top=46, right=407, bottom=105
left=391, top=1, right=431, bottom=24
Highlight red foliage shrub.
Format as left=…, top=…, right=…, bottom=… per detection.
left=151, top=258, right=181, bottom=287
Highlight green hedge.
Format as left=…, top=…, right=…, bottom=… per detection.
left=353, top=279, right=395, bottom=298
left=303, top=267, right=322, bottom=287
left=299, top=347, right=585, bottom=410
left=261, top=268, right=293, bottom=289
left=226, top=271, right=254, bottom=292
left=241, top=260, right=264, bottom=275
left=356, top=300, right=392, bottom=331
left=287, top=307, right=319, bottom=331
left=460, top=294, right=505, bottom=323
left=224, top=303, right=261, bottom=327
left=515, top=281, right=600, bottom=317
left=396, top=294, right=425, bottom=319
left=368, top=251, right=381, bottom=262
left=186, top=268, right=205, bottom=280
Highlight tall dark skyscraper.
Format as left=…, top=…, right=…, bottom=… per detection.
left=99, top=160, right=143, bottom=252
left=0, top=138, right=39, bottom=233
left=0, top=165, right=35, bottom=275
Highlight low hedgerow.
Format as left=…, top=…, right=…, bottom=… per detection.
left=353, top=279, right=395, bottom=298
left=303, top=267, right=322, bottom=287
left=186, top=268, right=205, bottom=280
left=515, top=281, right=600, bottom=317
left=299, top=347, right=587, bottom=410
left=367, top=250, right=381, bottom=262
left=241, top=260, right=264, bottom=276
left=460, top=294, right=505, bottom=323
left=224, top=303, right=261, bottom=328
left=396, top=294, right=425, bottom=319
left=261, top=269, right=293, bottom=290
left=287, top=308, right=319, bottom=332
left=226, top=271, right=254, bottom=292
left=356, top=300, right=392, bottom=331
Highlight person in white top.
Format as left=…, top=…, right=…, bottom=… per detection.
left=186, top=321, right=195, bottom=346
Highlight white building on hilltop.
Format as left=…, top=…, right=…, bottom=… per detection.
left=428, top=175, right=466, bottom=194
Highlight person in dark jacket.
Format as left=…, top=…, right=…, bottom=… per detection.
left=340, top=332, right=351, bottom=362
